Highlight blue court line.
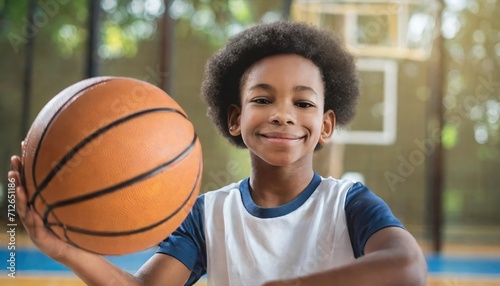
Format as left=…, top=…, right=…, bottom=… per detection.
left=1, top=248, right=156, bottom=273
left=426, top=254, right=500, bottom=276
left=2, top=248, right=500, bottom=275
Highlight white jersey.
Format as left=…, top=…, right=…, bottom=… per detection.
left=157, top=173, right=403, bottom=285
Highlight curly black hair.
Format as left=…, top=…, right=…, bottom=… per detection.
left=201, top=20, right=359, bottom=148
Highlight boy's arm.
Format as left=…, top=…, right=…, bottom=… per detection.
left=57, top=246, right=191, bottom=286
left=264, top=226, right=427, bottom=286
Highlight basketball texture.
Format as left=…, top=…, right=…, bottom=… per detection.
left=21, top=77, right=202, bottom=255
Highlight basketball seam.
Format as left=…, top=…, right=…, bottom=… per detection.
left=55, top=151, right=202, bottom=255
left=42, top=132, right=198, bottom=224
left=30, top=107, right=187, bottom=207
left=52, top=151, right=201, bottom=238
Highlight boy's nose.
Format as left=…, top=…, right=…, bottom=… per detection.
left=269, top=107, right=296, bottom=125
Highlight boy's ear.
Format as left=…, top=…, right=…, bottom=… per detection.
left=227, top=104, right=242, bottom=136
left=319, top=110, right=335, bottom=145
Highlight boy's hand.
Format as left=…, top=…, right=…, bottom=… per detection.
left=9, top=152, right=73, bottom=261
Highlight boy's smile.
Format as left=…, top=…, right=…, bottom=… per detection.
left=228, top=54, right=335, bottom=168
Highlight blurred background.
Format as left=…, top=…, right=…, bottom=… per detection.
left=0, top=0, right=499, bottom=285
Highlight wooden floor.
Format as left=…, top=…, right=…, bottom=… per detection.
left=428, top=277, right=500, bottom=286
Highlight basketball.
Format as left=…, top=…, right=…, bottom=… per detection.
left=21, top=77, right=202, bottom=255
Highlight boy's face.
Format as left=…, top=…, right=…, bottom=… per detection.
left=228, top=54, right=335, bottom=167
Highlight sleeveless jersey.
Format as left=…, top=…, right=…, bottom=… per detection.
left=157, top=173, right=403, bottom=285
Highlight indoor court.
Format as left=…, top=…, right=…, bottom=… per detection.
left=1, top=0, right=499, bottom=285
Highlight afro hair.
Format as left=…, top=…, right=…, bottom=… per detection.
left=201, top=20, right=359, bottom=148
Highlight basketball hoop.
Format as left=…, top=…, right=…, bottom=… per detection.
left=292, top=0, right=440, bottom=61
left=292, top=0, right=441, bottom=146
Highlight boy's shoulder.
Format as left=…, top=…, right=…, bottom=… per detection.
left=203, top=179, right=243, bottom=197
left=315, top=176, right=361, bottom=202
left=319, top=176, right=358, bottom=189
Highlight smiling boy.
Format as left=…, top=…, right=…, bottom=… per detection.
left=9, top=21, right=426, bottom=286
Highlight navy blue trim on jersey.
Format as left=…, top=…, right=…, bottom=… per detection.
left=345, top=182, right=404, bottom=258
left=156, top=195, right=206, bottom=286
left=239, top=173, right=321, bottom=218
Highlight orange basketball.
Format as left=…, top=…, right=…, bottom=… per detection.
left=21, top=77, right=202, bottom=255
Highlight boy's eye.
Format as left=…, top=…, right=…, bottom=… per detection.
left=253, top=98, right=271, bottom=104
left=295, top=102, right=314, bottom=108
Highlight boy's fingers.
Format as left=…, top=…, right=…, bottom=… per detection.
left=7, top=170, right=20, bottom=184
left=22, top=209, right=36, bottom=233
left=19, top=205, right=41, bottom=238
left=15, top=185, right=28, bottom=220
left=31, top=206, right=49, bottom=238
left=8, top=170, right=27, bottom=221
left=10, top=150, right=45, bottom=236
left=26, top=206, right=53, bottom=242
left=11, top=155, right=21, bottom=173
left=9, top=170, right=24, bottom=192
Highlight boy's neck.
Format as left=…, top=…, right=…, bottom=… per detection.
left=248, top=163, right=315, bottom=208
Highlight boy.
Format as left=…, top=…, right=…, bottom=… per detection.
left=9, top=21, right=426, bottom=285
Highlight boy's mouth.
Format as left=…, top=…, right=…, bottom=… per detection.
left=259, top=132, right=305, bottom=140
